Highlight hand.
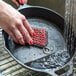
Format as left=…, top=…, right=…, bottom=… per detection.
left=12, top=0, right=27, bottom=6
left=0, top=1, right=35, bottom=45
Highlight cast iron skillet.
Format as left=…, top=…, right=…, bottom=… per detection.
left=2, top=5, right=75, bottom=76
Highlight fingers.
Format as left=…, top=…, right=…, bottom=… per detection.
left=11, top=26, right=25, bottom=45
left=21, top=16, right=35, bottom=36
left=19, top=0, right=27, bottom=4
left=16, top=20, right=33, bottom=45
left=4, top=14, right=34, bottom=45
left=8, top=32, right=18, bottom=43
left=12, top=0, right=27, bottom=6
left=3, top=28, right=18, bottom=43
left=12, top=0, right=19, bottom=6
left=7, top=18, right=34, bottom=45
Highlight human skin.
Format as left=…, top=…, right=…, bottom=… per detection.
left=12, top=0, right=27, bottom=6
left=0, top=0, right=35, bottom=45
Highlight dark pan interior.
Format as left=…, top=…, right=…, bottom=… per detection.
left=2, top=7, right=75, bottom=71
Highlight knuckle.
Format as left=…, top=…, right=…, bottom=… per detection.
left=16, top=20, right=22, bottom=27
left=11, top=26, right=16, bottom=30
left=21, top=15, right=26, bottom=21
left=24, top=17, right=27, bottom=21
left=18, top=24, right=22, bottom=28
left=25, top=31, right=28, bottom=35
left=17, top=35, right=23, bottom=40
left=16, top=20, right=21, bottom=25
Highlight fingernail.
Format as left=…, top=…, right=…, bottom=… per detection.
left=33, top=32, right=35, bottom=36
left=22, top=42, right=25, bottom=45
left=20, top=0, right=24, bottom=4
left=30, top=40, right=33, bottom=45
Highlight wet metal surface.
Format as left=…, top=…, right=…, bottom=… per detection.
left=6, top=18, right=70, bottom=73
